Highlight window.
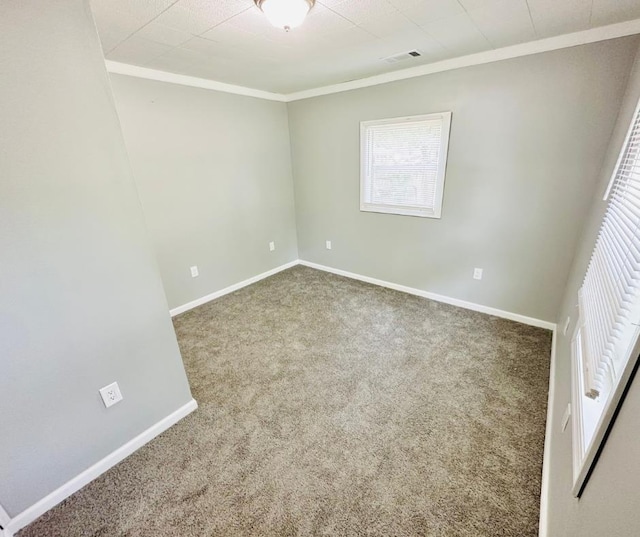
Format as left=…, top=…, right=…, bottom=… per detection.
left=571, top=98, right=640, bottom=495
left=360, top=113, right=452, bottom=218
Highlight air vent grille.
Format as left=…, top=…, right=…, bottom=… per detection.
left=383, top=50, right=422, bottom=64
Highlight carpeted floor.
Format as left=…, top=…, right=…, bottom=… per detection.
left=19, top=266, right=551, bottom=537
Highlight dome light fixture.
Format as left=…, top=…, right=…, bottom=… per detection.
left=254, top=0, right=315, bottom=32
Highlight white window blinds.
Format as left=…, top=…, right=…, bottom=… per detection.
left=360, top=113, right=451, bottom=218
left=578, top=105, right=640, bottom=402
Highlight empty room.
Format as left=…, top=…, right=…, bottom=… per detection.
left=3, top=0, right=640, bottom=535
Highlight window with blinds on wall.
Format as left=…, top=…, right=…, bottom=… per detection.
left=571, top=99, right=640, bottom=495
left=360, top=113, right=451, bottom=218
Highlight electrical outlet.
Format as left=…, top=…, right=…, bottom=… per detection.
left=473, top=268, right=483, bottom=280
left=99, top=382, right=123, bottom=408
left=326, top=240, right=332, bottom=250
left=190, top=266, right=199, bottom=278
left=269, top=241, right=275, bottom=252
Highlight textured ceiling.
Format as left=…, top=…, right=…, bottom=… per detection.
left=92, top=0, right=640, bottom=94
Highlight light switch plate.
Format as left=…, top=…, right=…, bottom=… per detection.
left=269, top=241, right=275, bottom=252
left=473, top=268, right=483, bottom=280
left=99, top=382, right=123, bottom=408
left=326, top=240, right=332, bottom=250
left=190, top=266, right=199, bottom=278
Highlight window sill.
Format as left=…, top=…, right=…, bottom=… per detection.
left=360, top=204, right=441, bottom=219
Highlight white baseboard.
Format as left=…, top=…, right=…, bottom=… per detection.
left=0, top=504, right=11, bottom=532
left=170, top=258, right=556, bottom=331
left=169, top=260, right=299, bottom=317
left=1, top=529, right=13, bottom=537
left=538, top=329, right=557, bottom=537
left=298, top=260, right=556, bottom=331
left=5, top=399, right=197, bottom=535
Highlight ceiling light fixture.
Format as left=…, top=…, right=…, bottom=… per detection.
left=254, top=0, right=315, bottom=32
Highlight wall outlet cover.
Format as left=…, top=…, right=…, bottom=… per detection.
left=190, top=266, right=199, bottom=278
left=473, top=268, right=483, bottom=280
left=99, top=382, right=123, bottom=408
left=326, top=240, right=332, bottom=250
left=269, top=241, right=275, bottom=251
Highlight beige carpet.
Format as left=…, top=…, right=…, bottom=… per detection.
left=19, top=266, right=551, bottom=536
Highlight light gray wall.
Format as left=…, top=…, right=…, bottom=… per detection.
left=287, top=38, right=640, bottom=323
left=109, top=75, right=298, bottom=310
left=0, top=0, right=193, bottom=517
left=546, top=43, right=640, bottom=537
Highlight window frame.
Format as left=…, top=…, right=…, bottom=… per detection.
left=571, top=320, right=640, bottom=496
left=359, top=112, right=452, bottom=219
left=570, top=94, right=640, bottom=496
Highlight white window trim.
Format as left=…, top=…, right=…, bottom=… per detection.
left=570, top=324, right=586, bottom=480
left=359, top=112, right=452, bottom=219
left=602, top=96, right=640, bottom=201
left=571, top=322, right=640, bottom=496
left=570, top=92, right=640, bottom=495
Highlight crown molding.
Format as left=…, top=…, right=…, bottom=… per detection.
left=106, top=18, right=640, bottom=103
left=105, top=61, right=288, bottom=102
left=286, top=18, right=640, bottom=101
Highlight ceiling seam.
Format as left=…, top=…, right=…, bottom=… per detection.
left=107, top=4, right=255, bottom=58
left=316, top=2, right=373, bottom=30
left=196, top=6, right=255, bottom=39
left=524, top=0, right=539, bottom=38
left=104, top=0, right=182, bottom=54
left=466, top=14, right=495, bottom=49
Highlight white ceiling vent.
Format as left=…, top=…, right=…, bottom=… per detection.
left=382, top=50, right=422, bottom=64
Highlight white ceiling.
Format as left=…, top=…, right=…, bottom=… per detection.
left=92, top=0, right=640, bottom=94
